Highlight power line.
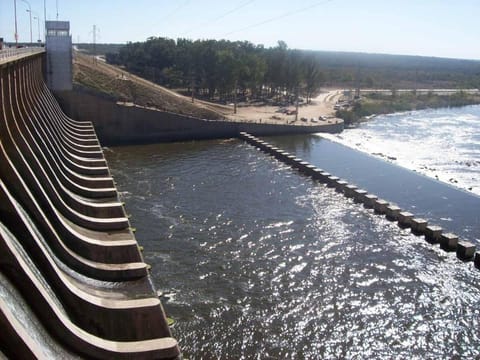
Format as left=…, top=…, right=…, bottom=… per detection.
left=224, top=0, right=336, bottom=37
left=149, top=1, right=191, bottom=32
left=180, top=0, right=256, bottom=37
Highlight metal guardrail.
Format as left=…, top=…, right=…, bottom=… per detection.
left=0, top=47, right=45, bottom=62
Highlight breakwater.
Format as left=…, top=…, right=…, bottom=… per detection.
left=0, top=51, right=179, bottom=357
left=239, top=132, right=479, bottom=267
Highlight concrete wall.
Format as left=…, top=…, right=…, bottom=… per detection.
left=55, top=89, right=344, bottom=146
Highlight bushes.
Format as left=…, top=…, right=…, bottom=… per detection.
left=336, top=92, right=480, bottom=126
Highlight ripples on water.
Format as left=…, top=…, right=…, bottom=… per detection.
left=107, top=139, right=480, bottom=359
left=321, top=105, right=480, bottom=195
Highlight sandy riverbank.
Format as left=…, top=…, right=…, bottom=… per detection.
left=75, top=52, right=346, bottom=126
left=224, top=90, right=343, bottom=125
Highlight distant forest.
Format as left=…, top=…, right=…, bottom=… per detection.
left=78, top=38, right=480, bottom=103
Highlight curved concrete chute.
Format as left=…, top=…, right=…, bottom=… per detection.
left=32, top=59, right=98, bottom=133
left=29, top=67, right=99, bottom=147
left=24, top=62, right=111, bottom=176
left=0, top=294, right=49, bottom=359
left=29, top=60, right=100, bottom=142
left=17, top=90, right=109, bottom=178
left=0, top=115, right=128, bottom=230
left=21, top=63, right=106, bottom=162
left=0, top=204, right=166, bottom=342
left=0, top=223, right=180, bottom=358
left=1, top=72, right=129, bottom=231
left=13, top=66, right=124, bottom=210
left=0, top=52, right=179, bottom=357
left=19, top=61, right=115, bottom=189
left=19, top=84, right=105, bottom=166
left=0, top=77, right=140, bottom=263
left=0, top=145, right=146, bottom=276
left=27, top=75, right=103, bottom=158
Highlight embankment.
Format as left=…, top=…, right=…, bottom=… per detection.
left=55, top=89, right=344, bottom=146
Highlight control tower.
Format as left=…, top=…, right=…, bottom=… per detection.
left=45, top=21, right=72, bottom=91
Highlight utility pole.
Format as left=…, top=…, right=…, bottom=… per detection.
left=90, top=24, right=100, bottom=64
left=43, top=0, right=46, bottom=41
left=34, top=16, right=40, bottom=43
left=21, top=0, right=32, bottom=44
left=233, top=79, right=238, bottom=114
left=14, top=0, right=19, bottom=46
left=56, top=0, right=58, bottom=20
left=191, top=75, right=195, bottom=103
left=413, top=68, right=418, bottom=97
left=295, top=86, right=299, bottom=122
left=27, top=9, right=32, bottom=44
left=355, top=65, right=361, bottom=99
left=93, top=24, right=96, bottom=64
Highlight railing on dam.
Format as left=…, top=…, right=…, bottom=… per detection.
left=0, top=47, right=45, bottom=64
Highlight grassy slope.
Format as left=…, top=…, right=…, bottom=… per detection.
left=73, top=52, right=229, bottom=120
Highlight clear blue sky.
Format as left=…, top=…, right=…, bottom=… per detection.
left=1, top=0, right=479, bottom=60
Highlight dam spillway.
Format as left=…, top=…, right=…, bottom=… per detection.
left=0, top=50, right=179, bottom=358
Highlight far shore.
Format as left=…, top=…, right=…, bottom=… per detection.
left=222, top=89, right=343, bottom=126
left=215, top=88, right=480, bottom=128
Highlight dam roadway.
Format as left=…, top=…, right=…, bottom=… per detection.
left=0, top=49, right=179, bottom=358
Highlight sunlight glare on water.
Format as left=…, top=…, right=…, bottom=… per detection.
left=106, top=139, right=480, bottom=359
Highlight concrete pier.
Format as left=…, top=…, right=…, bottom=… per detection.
left=373, top=199, right=389, bottom=214
left=425, top=225, right=443, bottom=243
left=344, top=185, right=358, bottom=198
left=310, top=168, right=326, bottom=181
left=457, top=241, right=476, bottom=261
left=304, top=164, right=319, bottom=177
left=335, top=180, right=349, bottom=193
left=440, top=233, right=459, bottom=252
left=326, top=176, right=340, bottom=187
left=238, top=132, right=479, bottom=272
left=363, top=194, right=378, bottom=209
left=410, top=218, right=428, bottom=235
left=475, top=253, right=480, bottom=269
left=353, top=189, right=368, bottom=203
left=397, top=211, right=414, bottom=228
left=385, top=205, right=402, bottom=221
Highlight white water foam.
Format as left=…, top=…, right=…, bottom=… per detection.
left=320, top=106, right=480, bottom=196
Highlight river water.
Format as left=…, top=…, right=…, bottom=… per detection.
left=106, top=110, right=480, bottom=359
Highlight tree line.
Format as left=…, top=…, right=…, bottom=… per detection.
left=104, top=37, right=480, bottom=104
left=106, top=38, right=325, bottom=104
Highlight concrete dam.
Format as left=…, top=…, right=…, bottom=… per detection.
left=0, top=19, right=343, bottom=356
left=0, top=48, right=180, bottom=358
left=2, top=26, right=479, bottom=359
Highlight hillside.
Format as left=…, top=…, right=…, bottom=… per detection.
left=75, top=42, right=480, bottom=90
left=73, top=52, right=229, bottom=120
